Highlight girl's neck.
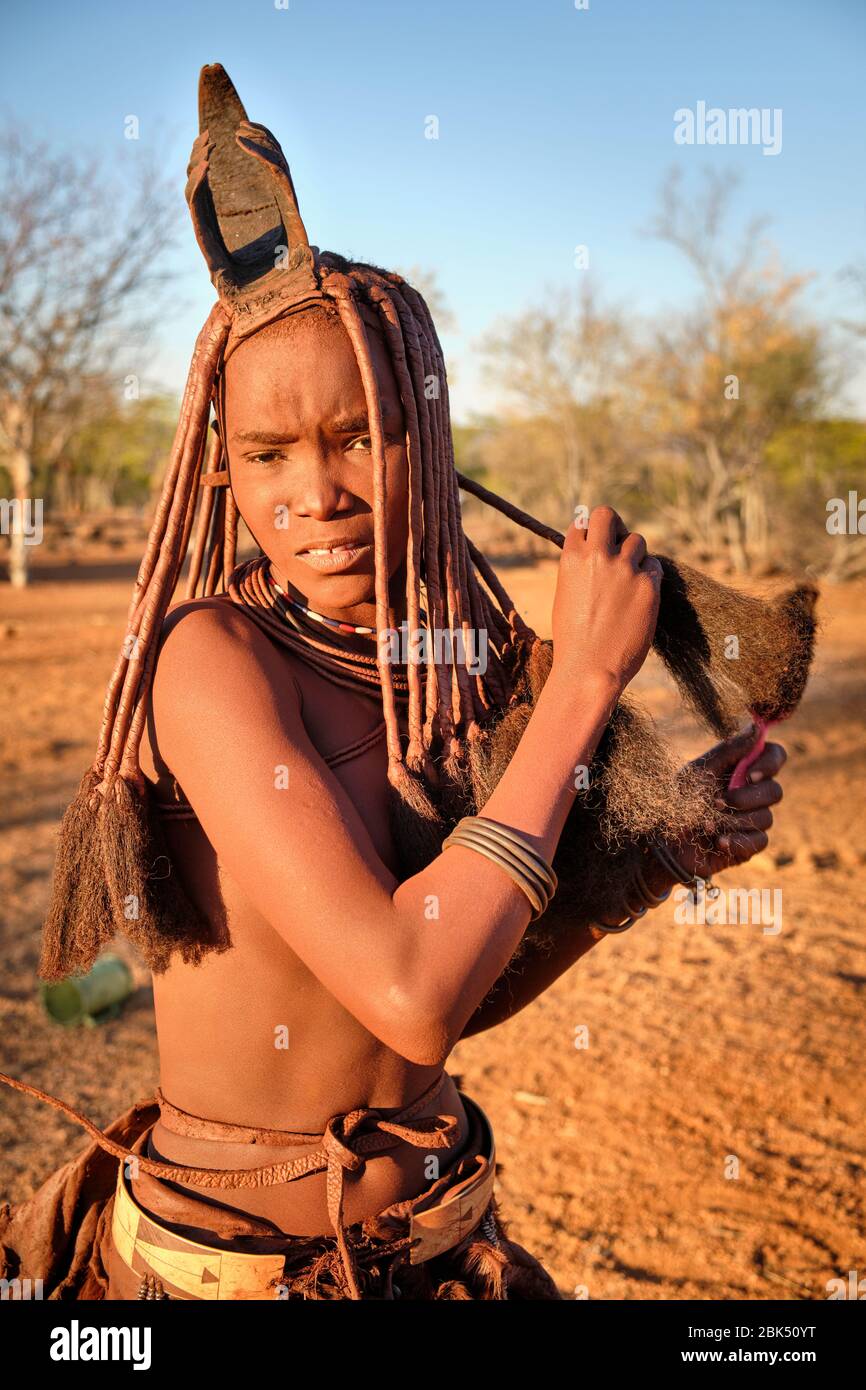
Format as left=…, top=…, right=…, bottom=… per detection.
left=267, top=563, right=409, bottom=658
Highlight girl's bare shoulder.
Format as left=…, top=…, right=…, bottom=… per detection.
left=151, top=595, right=303, bottom=733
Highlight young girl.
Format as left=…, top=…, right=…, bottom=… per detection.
left=0, top=65, right=785, bottom=1301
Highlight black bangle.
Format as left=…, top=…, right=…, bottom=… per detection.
left=633, top=858, right=673, bottom=908
left=652, top=842, right=719, bottom=900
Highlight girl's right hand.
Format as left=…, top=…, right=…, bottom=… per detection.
left=550, top=505, right=662, bottom=697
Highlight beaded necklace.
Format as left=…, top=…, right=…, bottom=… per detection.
left=269, top=572, right=377, bottom=637
left=268, top=568, right=429, bottom=643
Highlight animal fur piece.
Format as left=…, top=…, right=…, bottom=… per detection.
left=653, top=557, right=819, bottom=735
left=461, top=557, right=819, bottom=943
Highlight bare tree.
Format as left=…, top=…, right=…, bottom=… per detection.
left=478, top=281, right=636, bottom=521
left=641, top=168, right=827, bottom=571
left=0, top=128, right=179, bottom=585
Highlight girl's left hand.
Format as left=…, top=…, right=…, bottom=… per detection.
left=664, top=727, right=787, bottom=881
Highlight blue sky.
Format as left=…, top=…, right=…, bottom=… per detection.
left=3, top=0, right=865, bottom=419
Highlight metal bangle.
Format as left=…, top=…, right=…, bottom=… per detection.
left=591, top=849, right=681, bottom=938
left=446, top=816, right=558, bottom=917
left=471, top=816, right=559, bottom=896
left=623, top=890, right=647, bottom=918
left=471, top=834, right=550, bottom=915
left=442, top=827, right=547, bottom=920
left=633, top=858, right=672, bottom=908
left=652, top=841, right=683, bottom=879
left=464, top=822, right=555, bottom=904
left=653, top=840, right=700, bottom=887
left=589, top=906, right=647, bottom=936
left=652, top=841, right=718, bottom=901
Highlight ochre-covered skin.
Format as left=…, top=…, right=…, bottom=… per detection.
left=131, top=317, right=788, bottom=1238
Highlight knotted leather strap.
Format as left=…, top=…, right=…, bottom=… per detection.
left=318, top=1087, right=460, bottom=1297
left=157, top=1074, right=462, bottom=1296
left=0, top=1069, right=461, bottom=1300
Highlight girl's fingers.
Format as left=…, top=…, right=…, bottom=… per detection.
left=672, top=744, right=787, bottom=872
left=716, top=828, right=770, bottom=860
left=621, top=531, right=647, bottom=569
left=641, top=554, right=664, bottom=586
left=587, top=505, right=629, bottom=550
left=724, top=806, right=773, bottom=833
left=693, top=726, right=762, bottom=774
left=693, top=734, right=788, bottom=784
left=743, top=741, right=787, bottom=782
left=721, top=779, right=783, bottom=812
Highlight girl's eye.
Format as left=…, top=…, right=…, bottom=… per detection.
left=346, top=433, right=405, bottom=453
left=249, top=451, right=282, bottom=465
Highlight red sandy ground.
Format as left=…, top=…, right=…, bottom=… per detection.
left=1, top=553, right=864, bottom=1299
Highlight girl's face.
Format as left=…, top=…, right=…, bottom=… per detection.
left=222, top=307, right=409, bottom=630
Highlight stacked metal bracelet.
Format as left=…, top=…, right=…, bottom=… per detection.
left=589, top=838, right=723, bottom=937
left=652, top=841, right=720, bottom=901
left=442, top=816, right=558, bottom=921
left=589, top=853, right=674, bottom=935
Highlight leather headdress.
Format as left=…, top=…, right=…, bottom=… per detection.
left=186, top=64, right=325, bottom=360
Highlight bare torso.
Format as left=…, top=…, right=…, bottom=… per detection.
left=141, top=608, right=470, bottom=1235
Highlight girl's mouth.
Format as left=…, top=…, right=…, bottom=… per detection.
left=295, top=543, right=372, bottom=574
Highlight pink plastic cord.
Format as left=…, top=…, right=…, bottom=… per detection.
left=728, top=715, right=774, bottom=790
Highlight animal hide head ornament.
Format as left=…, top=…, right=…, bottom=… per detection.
left=187, top=64, right=325, bottom=357
left=37, top=62, right=819, bottom=984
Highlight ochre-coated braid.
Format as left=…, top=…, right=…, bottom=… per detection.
left=185, top=430, right=222, bottom=599
left=98, top=304, right=231, bottom=791
left=203, top=484, right=227, bottom=598
left=383, top=279, right=456, bottom=750
left=322, top=273, right=404, bottom=786
left=360, top=268, right=486, bottom=752
left=366, top=281, right=428, bottom=772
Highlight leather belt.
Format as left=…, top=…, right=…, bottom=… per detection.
left=111, top=1095, right=496, bottom=1299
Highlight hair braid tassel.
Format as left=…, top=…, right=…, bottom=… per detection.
left=39, top=307, right=232, bottom=981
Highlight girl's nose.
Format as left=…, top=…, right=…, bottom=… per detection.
left=291, top=453, right=354, bottom=521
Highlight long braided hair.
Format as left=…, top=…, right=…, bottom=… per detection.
left=39, top=66, right=818, bottom=982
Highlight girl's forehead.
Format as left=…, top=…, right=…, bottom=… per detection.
left=222, top=308, right=400, bottom=422
left=229, top=304, right=386, bottom=373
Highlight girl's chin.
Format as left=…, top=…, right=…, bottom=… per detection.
left=281, top=568, right=375, bottom=612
